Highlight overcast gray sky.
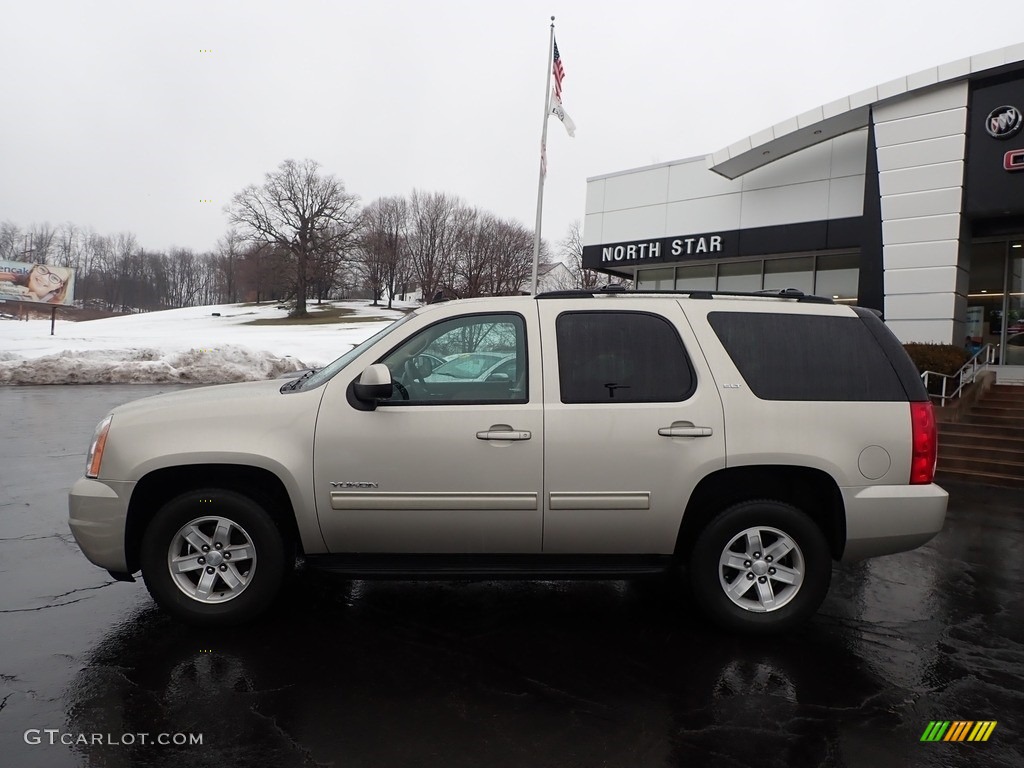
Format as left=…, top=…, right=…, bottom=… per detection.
left=1, top=1, right=1020, bottom=255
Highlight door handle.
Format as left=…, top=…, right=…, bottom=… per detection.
left=477, top=429, right=532, bottom=441
left=658, top=423, right=713, bottom=438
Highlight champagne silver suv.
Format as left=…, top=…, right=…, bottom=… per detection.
left=68, top=289, right=947, bottom=633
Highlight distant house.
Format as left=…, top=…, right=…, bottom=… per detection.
left=521, top=261, right=574, bottom=294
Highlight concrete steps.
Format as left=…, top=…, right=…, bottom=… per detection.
left=937, top=384, right=1024, bottom=488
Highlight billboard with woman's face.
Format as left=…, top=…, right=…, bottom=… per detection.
left=0, top=260, right=75, bottom=305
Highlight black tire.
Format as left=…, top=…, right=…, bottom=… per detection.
left=689, top=499, right=831, bottom=634
left=140, top=488, right=288, bottom=627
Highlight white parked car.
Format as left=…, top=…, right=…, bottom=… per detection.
left=69, top=288, right=947, bottom=633
left=425, top=353, right=517, bottom=382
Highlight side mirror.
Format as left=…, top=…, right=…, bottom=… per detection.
left=353, top=364, right=393, bottom=404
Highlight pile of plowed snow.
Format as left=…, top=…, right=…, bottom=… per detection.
left=0, top=300, right=408, bottom=385
left=0, top=345, right=306, bottom=385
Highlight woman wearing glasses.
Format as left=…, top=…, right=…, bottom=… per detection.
left=0, top=263, right=72, bottom=304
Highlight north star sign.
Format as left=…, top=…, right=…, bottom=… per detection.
left=600, top=234, right=725, bottom=263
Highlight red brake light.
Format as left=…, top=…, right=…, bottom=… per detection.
left=910, top=402, right=937, bottom=484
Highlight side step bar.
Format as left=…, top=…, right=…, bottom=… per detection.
left=302, top=554, right=675, bottom=580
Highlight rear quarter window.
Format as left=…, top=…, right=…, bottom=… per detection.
left=707, top=311, right=910, bottom=401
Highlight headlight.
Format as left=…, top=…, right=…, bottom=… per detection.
left=86, top=415, right=113, bottom=479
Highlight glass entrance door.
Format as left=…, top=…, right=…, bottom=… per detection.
left=967, top=239, right=1024, bottom=365
left=966, top=241, right=1006, bottom=357
left=1006, top=243, right=1024, bottom=365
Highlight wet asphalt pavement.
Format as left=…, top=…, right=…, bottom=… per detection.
left=0, top=385, right=1022, bottom=768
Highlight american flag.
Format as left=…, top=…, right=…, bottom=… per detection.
left=552, top=38, right=565, bottom=102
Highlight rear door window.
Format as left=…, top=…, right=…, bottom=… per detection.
left=556, top=311, right=695, bottom=403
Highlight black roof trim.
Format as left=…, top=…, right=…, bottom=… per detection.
left=536, top=287, right=834, bottom=304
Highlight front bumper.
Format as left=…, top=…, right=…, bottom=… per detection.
left=68, top=477, right=136, bottom=573
left=840, top=483, right=948, bottom=562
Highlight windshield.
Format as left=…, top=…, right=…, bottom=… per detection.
left=293, top=312, right=417, bottom=391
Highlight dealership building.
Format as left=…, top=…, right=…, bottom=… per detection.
left=582, top=44, right=1024, bottom=367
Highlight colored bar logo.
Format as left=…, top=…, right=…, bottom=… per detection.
left=920, top=721, right=997, bottom=742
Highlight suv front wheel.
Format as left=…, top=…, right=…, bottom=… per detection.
left=690, top=500, right=831, bottom=634
left=140, top=488, right=288, bottom=626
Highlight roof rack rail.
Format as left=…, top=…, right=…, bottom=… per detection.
left=535, top=287, right=834, bottom=304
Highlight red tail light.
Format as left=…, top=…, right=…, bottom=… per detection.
left=910, top=402, right=937, bottom=484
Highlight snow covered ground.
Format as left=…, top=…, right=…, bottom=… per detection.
left=0, top=301, right=408, bottom=384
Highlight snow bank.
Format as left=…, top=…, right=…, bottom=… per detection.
left=0, top=345, right=307, bottom=385
left=0, top=300, right=410, bottom=385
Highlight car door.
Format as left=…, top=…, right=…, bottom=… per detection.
left=537, top=299, right=726, bottom=553
left=313, top=305, right=544, bottom=553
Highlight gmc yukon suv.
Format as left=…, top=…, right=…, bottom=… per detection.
left=69, top=289, right=947, bottom=633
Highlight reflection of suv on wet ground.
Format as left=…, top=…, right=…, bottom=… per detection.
left=69, top=288, right=947, bottom=633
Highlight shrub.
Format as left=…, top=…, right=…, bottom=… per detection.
left=903, top=343, right=968, bottom=376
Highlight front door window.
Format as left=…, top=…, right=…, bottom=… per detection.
left=377, top=313, right=527, bottom=404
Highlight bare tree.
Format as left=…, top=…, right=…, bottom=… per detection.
left=356, top=196, right=416, bottom=308
left=0, top=221, right=21, bottom=260
left=24, top=222, right=57, bottom=263
left=375, top=196, right=412, bottom=307
left=449, top=212, right=534, bottom=298
left=111, top=232, right=138, bottom=310
left=355, top=206, right=388, bottom=305
left=405, top=190, right=462, bottom=302
left=216, top=229, right=244, bottom=304
left=559, top=220, right=599, bottom=290
left=451, top=207, right=487, bottom=298
left=56, top=222, right=79, bottom=269
left=237, top=242, right=290, bottom=304
left=227, top=159, right=360, bottom=317
left=484, top=216, right=535, bottom=296
left=308, top=222, right=353, bottom=304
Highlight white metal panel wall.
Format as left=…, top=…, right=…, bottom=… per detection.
left=874, top=81, right=969, bottom=344
left=583, top=131, right=867, bottom=250
left=667, top=160, right=741, bottom=201
left=601, top=205, right=668, bottom=244
left=603, top=166, right=671, bottom=211
left=665, top=194, right=742, bottom=234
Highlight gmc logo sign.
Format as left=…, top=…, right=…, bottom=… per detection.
left=1005, top=149, right=1024, bottom=172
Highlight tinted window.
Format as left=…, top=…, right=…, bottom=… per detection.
left=556, top=312, right=695, bottom=403
left=707, top=312, right=909, bottom=401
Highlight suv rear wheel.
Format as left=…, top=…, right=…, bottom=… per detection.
left=690, top=500, right=831, bottom=634
left=140, top=488, right=287, bottom=626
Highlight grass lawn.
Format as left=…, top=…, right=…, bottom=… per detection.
left=244, top=304, right=405, bottom=326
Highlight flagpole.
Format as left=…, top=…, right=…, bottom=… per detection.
left=531, top=16, right=555, bottom=295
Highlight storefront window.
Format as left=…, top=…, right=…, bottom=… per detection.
left=967, top=241, right=1007, bottom=353
left=636, top=268, right=675, bottom=290
left=814, top=253, right=859, bottom=302
left=718, top=261, right=762, bottom=292
left=633, top=251, right=860, bottom=300
left=675, top=264, right=716, bottom=291
left=763, top=256, right=814, bottom=294
left=1006, top=245, right=1023, bottom=365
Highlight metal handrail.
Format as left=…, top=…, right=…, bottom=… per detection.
left=920, top=344, right=997, bottom=406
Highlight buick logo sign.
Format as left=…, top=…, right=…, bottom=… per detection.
left=986, top=105, right=1022, bottom=139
